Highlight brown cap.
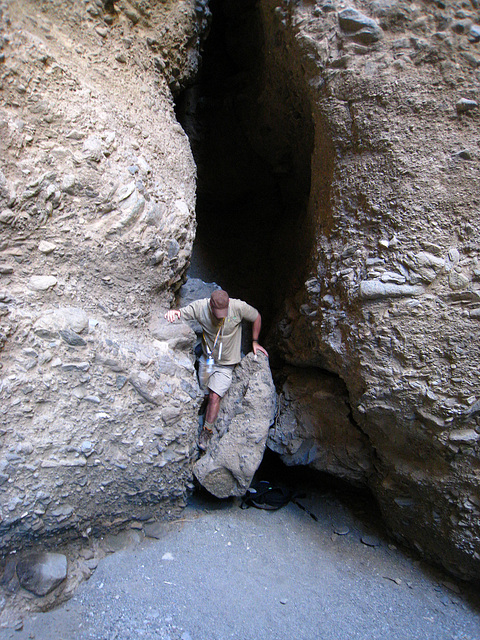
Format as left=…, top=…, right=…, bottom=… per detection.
left=210, top=289, right=229, bottom=318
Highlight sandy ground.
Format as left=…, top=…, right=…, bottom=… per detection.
left=3, top=463, right=480, bottom=640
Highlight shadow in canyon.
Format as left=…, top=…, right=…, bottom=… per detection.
left=176, top=0, right=314, bottom=333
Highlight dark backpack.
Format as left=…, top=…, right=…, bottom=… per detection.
left=240, top=480, right=296, bottom=511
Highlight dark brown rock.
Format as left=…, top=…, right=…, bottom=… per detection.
left=16, top=552, right=67, bottom=596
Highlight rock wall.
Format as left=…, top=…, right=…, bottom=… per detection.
left=0, top=0, right=207, bottom=550
left=256, top=0, right=480, bottom=579
left=268, top=367, right=372, bottom=485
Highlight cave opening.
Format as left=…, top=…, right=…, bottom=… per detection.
left=175, top=0, right=314, bottom=335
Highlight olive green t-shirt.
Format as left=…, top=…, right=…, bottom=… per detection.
left=180, top=298, right=259, bottom=365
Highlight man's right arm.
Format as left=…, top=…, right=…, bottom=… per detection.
left=164, top=299, right=204, bottom=323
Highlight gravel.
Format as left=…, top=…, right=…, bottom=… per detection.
left=4, top=473, right=480, bottom=640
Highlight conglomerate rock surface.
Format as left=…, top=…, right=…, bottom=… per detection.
left=254, top=0, right=480, bottom=579
left=0, top=0, right=207, bottom=551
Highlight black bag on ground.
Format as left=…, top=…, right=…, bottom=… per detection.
left=241, top=480, right=296, bottom=511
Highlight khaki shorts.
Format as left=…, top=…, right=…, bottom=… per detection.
left=198, top=355, right=234, bottom=397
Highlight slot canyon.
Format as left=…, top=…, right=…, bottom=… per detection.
left=0, top=0, right=480, bottom=628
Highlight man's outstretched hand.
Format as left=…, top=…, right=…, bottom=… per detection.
left=253, top=341, right=269, bottom=358
left=164, top=309, right=181, bottom=323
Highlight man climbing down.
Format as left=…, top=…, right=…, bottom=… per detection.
left=164, top=289, right=268, bottom=450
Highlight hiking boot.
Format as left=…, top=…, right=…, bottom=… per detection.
left=198, top=425, right=213, bottom=451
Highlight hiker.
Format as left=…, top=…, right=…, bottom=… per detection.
left=164, top=289, right=268, bottom=450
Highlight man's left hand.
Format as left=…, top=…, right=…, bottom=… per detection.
left=253, top=341, right=268, bottom=357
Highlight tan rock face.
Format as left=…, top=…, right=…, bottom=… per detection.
left=0, top=0, right=205, bottom=549
left=257, top=0, right=480, bottom=578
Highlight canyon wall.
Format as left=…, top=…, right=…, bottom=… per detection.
left=260, top=0, right=480, bottom=579
left=0, top=0, right=206, bottom=550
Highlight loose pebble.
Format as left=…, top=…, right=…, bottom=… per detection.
left=442, top=581, right=461, bottom=594
left=334, top=525, right=350, bottom=536
left=361, top=535, right=381, bottom=548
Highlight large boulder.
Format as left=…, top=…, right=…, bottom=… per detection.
left=268, top=368, right=373, bottom=485
left=16, top=552, right=67, bottom=597
left=338, top=8, right=383, bottom=44
left=194, top=353, right=277, bottom=498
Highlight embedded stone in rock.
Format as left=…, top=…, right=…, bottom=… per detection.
left=193, top=353, right=277, bottom=498
left=149, top=317, right=196, bottom=350
left=468, top=24, right=480, bottom=42
left=59, top=328, right=87, bottom=347
left=338, top=8, right=382, bottom=44
left=82, top=135, right=104, bottom=162
left=38, top=240, right=56, bottom=254
left=359, top=281, right=424, bottom=300
left=33, top=307, right=89, bottom=338
left=16, top=552, right=67, bottom=596
left=456, top=98, right=478, bottom=114
left=178, top=278, right=221, bottom=308
left=28, top=275, right=58, bottom=291
left=448, top=429, right=480, bottom=444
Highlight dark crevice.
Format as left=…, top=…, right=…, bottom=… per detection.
left=175, top=0, right=314, bottom=335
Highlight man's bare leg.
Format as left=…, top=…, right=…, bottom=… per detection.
left=199, top=390, right=221, bottom=450
left=205, top=390, right=221, bottom=424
